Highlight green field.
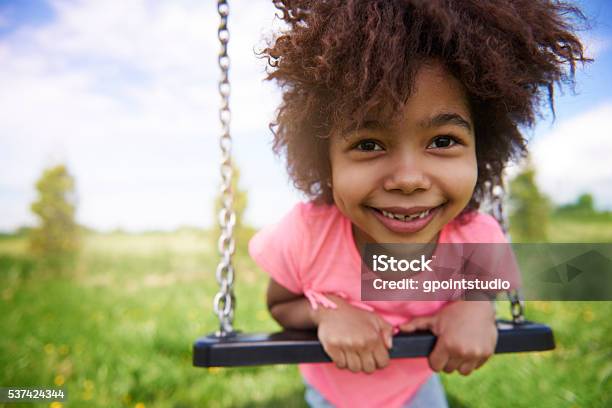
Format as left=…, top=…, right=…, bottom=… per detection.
left=1, top=218, right=611, bottom=407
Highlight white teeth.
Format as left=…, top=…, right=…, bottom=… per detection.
left=380, top=208, right=431, bottom=222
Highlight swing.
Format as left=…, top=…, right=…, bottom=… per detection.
left=193, top=1, right=555, bottom=368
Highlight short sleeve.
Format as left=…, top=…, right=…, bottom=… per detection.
left=468, top=212, right=509, bottom=243
left=248, top=203, right=305, bottom=294
left=463, top=212, right=522, bottom=290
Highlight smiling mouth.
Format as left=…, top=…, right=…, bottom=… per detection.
left=366, top=203, right=446, bottom=235
left=368, top=203, right=446, bottom=222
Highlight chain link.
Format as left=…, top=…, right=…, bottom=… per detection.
left=508, top=289, right=525, bottom=324
left=212, top=0, right=236, bottom=337
left=490, top=181, right=508, bottom=235
left=490, top=177, right=525, bottom=324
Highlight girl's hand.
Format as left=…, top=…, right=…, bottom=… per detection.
left=399, top=301, right=497, bottom=376
left=311, top=294, right=394, bottom=374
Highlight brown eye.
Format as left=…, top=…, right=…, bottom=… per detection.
left=427, top=135, right=458, bottom=149
left=355, top=140, right=383, bottom=151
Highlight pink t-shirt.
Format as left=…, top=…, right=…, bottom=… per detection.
left=248, top=201, right=507, bottom=408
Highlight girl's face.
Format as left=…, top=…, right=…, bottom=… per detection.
left=329, top=62, right=477, bottom=246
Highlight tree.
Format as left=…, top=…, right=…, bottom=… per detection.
left=29, top=164, right=80, bottom=259
left=555, top=193, right=596, bottom=216
left=576, top=193, right=595, bottom=212
left=508, top=159, right=551, bottom=242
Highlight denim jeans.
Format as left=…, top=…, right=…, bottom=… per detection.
left=303, top=373, right=449, bottom=408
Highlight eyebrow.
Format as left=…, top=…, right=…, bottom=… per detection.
left=419, top=112, right=473, bottom=132
left=345, top=111, right=473, bottom=136
left=344, top=120, right=385, bottom=133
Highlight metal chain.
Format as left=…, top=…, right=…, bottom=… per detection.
left=491, top=178, right=525, bottom=324
left=212, top=0, right=237, bottom=337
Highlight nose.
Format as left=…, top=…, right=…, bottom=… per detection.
left=382, top=153, right=432, bottom=194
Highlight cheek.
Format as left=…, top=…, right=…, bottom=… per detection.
left=331, top=162, right=365, bottom=207
left=330, top=156, right=377, bottom=209
left=457, top=157, right=478, bottom=202
left=437, top=155, right=478, bottom=203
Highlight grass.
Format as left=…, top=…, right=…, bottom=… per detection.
left=1, top=220, right=611, bottom=408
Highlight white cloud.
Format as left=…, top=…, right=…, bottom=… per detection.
left=581, top=33, right=612, bottom=59
left=529, top=103, right=612, bottom=210
left=10, top=1, right=608, bottom=233
left=0, top=0, right=301, bottom=232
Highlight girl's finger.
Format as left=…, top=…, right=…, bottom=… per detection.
left=324, top=344, right=347, bottom=369
left=458, top=360, right=479, bottom=376
left=399, top=316, right=435, bottom=333
left=375, top=316, right=394, bottom=345
left=379, top=323, right=394, bottom=349
left=474, top=356, right=489, bottom=370
left=443, top=356, right=462, bottom=374
left=357, top=349, right=377, bottom=374
left=372, top=342, right=390, bottom=369
left=345, top=351, right=362, bottom=373
left=335, top=348, right=348, bottom=369
left=428, top=342, right=449, bottom=372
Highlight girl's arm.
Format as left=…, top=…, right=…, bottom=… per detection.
left=266, top=278, right=319, bottom=329
left=266, top=277, right=394, bottom=373
left=400, top=300, right=497, bottom=376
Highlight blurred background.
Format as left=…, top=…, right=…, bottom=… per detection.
left=0, top=0, right=611, bottom=407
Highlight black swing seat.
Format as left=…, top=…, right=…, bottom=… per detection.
left=193, top=320, right=554, bottom=367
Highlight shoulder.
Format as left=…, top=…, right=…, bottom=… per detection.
left=259, top=201, right=340, bottom=233
left=298, top=201, right=345, bottom=228
left=248, top=201, right=341, bottom=260
left=443, top=210, right=507, bottom=244
left=247, top=202, right=311, bottom=293
left=247, top=200, right=344, bottom=293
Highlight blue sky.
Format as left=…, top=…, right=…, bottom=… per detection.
left=0, top=0, right=611, bottom=232
left=0, top=0, right=54, bottom=36
left=545, top=0, right=611, bottom=119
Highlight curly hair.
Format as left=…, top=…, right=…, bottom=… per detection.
left=260, top=0, right=590, bottom=215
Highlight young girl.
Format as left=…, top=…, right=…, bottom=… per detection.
left=249, top=1, right=588, bottom=407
